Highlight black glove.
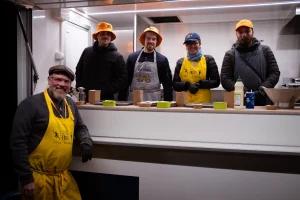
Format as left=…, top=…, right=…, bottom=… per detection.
left=254, top=87, right=266, bottom=97
left=258, top=86, right=266, bottom=96
left=254, top=90, right=260, bottom=97
left=254, top=88, right=272, bottom=105
left=184, top=82, right=191, bottom=90
left=80, top=144, right=92, bottom=163
left=196, top=82, right=201, bottom=88
left=189, top=83, right=199, bottom=94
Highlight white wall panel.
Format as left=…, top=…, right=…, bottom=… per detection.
left=70, top=158, right=300, bottom=200
left=32, top=9, right=97, bottom=94
left=64, top=22, right=89, bottom=88
left=32, top=10, right=61, bottom=94
left=113, top=30, right=134, bottom=62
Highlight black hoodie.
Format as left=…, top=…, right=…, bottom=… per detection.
left=75, top=41, right=127, bottom=100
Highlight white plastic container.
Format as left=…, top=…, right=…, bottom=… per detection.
left=234, top=77, right=244, bottom=108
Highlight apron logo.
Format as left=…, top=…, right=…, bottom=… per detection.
left=138, top=74, right=143, bottom=82
left=52, top=130, right=72, bottom=144
left=62, top=132, right=69, bottom=141
left=183, top=69, right=189, bottom=77
left=136, top=74, right=151, bottom=83
left=53, top=130, right=61, bottom=144
left=54, top=131, right=60, bottom=139
left=144, top=75, right=151, bottom=83
left=188, top=69, right=201, bottom=76
left=62, top=132, right=72, bottom=144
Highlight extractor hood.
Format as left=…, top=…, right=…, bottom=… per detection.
left=282, top=7, right=300, bottom=34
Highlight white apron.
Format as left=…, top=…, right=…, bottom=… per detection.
left=128, top=50, right=161, bottom=101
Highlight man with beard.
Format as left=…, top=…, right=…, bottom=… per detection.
left=118, top=26, right=173, bottom=101
left=75, top=22, right=127, bottom=101
left=173, top=32, right=220, bottom=103
left=220, top=19, right=280, bottom=106
left=10, top=65, right=92, bottom=200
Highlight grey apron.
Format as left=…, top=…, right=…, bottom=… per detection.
left=128, top=50, right=161, bottom=101
left=233, top=45, right=266, bottom=91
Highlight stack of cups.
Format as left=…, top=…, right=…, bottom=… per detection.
left=133, top=90, right=143, bottom=105
left=176, top=92, right=187, bottom=107
left=88, top=90, right=101, bottom=104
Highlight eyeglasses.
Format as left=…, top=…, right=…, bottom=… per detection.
left=185, top=42, right=199, bottom=46
left=50, top=76, right=71, bottom=85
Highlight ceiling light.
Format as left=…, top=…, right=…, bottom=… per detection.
left=33, top=16, right=45, bottom=19
left=87, top=1, right=300, bottom=15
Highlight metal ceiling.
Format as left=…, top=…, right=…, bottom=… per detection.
left=8, top=0, right=300, bottom=10
left=8, top=0, right=300, bottom=29
left=8, top=0, right=181, bottom=9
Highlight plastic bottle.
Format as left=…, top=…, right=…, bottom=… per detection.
left=234, top=76, right=244, bottom=108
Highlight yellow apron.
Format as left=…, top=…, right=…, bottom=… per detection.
left=179, top=55, right=211, bottom=103
left=28, top=89, right=81, bottom=200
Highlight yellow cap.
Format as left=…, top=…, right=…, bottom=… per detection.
left=139, top=26, right=163, bottom=47
left=92, top=22, right=116, bottom=41
left=235, top=19, right=253, bottom=31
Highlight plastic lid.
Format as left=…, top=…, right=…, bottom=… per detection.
left=237, top=76, right=242, bottom=82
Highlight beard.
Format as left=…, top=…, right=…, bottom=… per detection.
left=49, top=85, right=68, bottom=101
left=239, top=37, right=252, bottom=47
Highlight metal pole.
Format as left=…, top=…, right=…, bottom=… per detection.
left=16, top=7, right=39, bottom=83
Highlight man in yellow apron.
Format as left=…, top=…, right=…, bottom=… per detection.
left=173, top=33, right=220, bottom=103
left=10, top=65, right=93, bottom=200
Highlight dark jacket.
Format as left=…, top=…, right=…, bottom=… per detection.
left=173, top=55, right=220, bottom=91
left=10, top=91, right=92, bottom=186
left=75, top=41, right=127, bottom=100
left=118, top=49, right=173, bottom=101
left=221, top=38, right=280, bottom=92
